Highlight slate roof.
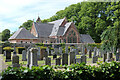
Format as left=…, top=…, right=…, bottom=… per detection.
left=80, top=34, right=95, bottom=43
left=49, top=18, right=65, bottom=37
left=9, top=27, right=37, bottom=40
left=34, top=22, right=54, bottom=37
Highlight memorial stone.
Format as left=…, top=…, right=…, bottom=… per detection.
left=62, top=53, right=68, bottom=65
left=22, top=50, right=27, bottom=61
left=29, top=48, right=38, bottom=69
left=55, top=58, right=61, bottom=65
left=69, top=52, right=75, bottom=65
left=12, top=55, right=20, bottom=68
left=45, top=57, right=51, bottom=66
left=5, top=50, right=11, bottom=62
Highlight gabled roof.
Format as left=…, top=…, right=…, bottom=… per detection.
left=34, top=22, right=54, bottom=37
left=9, top=27, right=37, bottom=40
left=80, top=34, right=95, bottom=43
left=49, top=17, right=67, bottom=37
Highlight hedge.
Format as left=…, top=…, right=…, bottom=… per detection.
left=1, top=62, right=120, bottom=80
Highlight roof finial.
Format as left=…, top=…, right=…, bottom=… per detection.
left=36, top=16, right=41, bottom=23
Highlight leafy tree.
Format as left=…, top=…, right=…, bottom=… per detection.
left=101, top=2, right=120, bottom=53
left=2, top=29, right=10, bottom=41
left=19, top=20, right=33, bottom=30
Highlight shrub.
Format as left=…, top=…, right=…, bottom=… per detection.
left=1, top=62, right=120, bottom=80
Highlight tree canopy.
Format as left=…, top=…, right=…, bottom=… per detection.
left=1, top=29, right=10, bottom=41
left=19, top=20, right=33, bottom=30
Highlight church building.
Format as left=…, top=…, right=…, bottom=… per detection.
left=9, top=17, right=94, bottom=43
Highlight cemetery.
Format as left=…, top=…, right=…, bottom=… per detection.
left=0, top=42, right=120, bottom=79
left=0, top=1, right=120, bottom=80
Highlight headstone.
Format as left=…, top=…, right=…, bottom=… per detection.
left=96, top=49, right=100, bottom=57
left=116, top=49, right=120, bottom=61
left=82, top=46, right=85, bottom=56
left=80, top=55, right=87, bottom=63
left=92, top=47, right=98, bottom=63
left=88, top=49, right=92, bottom=58
left=12, top=55, right=20, bottom=68
left=62, top=53, right=68, bottom=65
left=106, top=52, right=112, bottom=62
left=27, top=50, right=31, bottom=67
left=103, top=53, right=107, bottom=62
left=0, top=47, right=2, bottom=54
left=45, top=57, right=51, bottom=66
left=69, top=52, right=75, bottom=65
left=37, top=47, right=41, bottom=60
left=100, top=50, right=103, bottom=58
left=44, top=51, right=48, bottom=58
left=55, top=58, right=61, bottom=65
left=75, top=49, right=79, bottom=55
left=5, top=50, right=11, bottom=62
left=53, top=54, right=57, bottom=59
left=65, top=46, right=68, bottom=54
left=3, top=51, right=6, bottom=56
left=54, top=48, right=59, bottom=54
left=29, top=48, right=38, bottom=69
left=40, top=49, right=46, bottom=60
left=22, top=50, right=27, bottom=61
left=70, top=47, right=73, bottom=52
left=51, top=50, right=54, bottom=55
left=46, top=47, right=49, bottom=55
left=59, top=47, right=62, bottom=55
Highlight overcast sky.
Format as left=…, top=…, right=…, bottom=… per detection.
left=0, top=0, right=85, bottom=33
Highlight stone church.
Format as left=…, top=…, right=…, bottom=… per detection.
left=9, top=17, right=94, bottom=43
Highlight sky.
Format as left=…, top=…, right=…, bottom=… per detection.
left=0, top=0, right=84, bottom=33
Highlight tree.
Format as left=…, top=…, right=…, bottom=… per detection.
left=101, top=2, right=120, bottom=53
left=19, top=20, right=33, bottom=30
left=2, top=29, right=10, bottom=41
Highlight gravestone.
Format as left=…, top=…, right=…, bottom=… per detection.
left=59, top=47, right=62, bottom=55
left=53, top=54, right=57, bottom=59
left=5, top=50, right=11, bottom=62
left=96, top=49, right=100, bottom=57
left=46, top=47, right=49, bottom=55
left=70, top=47, right=73, bottom=52
left=44, top=51, right=48, bottom=58
left=116, top=49, right=120, bottom=61
left=3, top=51, right=6, bottom=56
left=40, top=49, right=46, bottom=60
left=51, top=50, right=54, bottom=55
left=22, top=50, right=27, bottom=61
left=106, top=52, right=112, bottom=62
left=12, top=55, right=20, bottom=68
left=45, top=57, right=51, bottom=66
left=0, top=47, right=2, bottom=54
left=27, top=50, right=31, bottom=67
left=65, top=46, right=68, bottom=54
left=103, top=53, right=107, bottom=62
left=69, top=52, right=75, bottom=65
left=55, top=58, right=61, bottom=65
left=37, top=47, right=41, bottom=60
left=29, top=48, right=38, bottom=69
left=62, top=53, right=68, bottom=65
left=100, top=50, right=103, bottom=58
left=92, top=47, right=98, bottom=63
left=88, top=49, right=92, bottom=58
left=80, top=55, right=86, bottom=63
left=75, top=49, right=79, bottom=55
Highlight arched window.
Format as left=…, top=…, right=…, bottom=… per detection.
left=67, top=30, right=77, bottom=43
